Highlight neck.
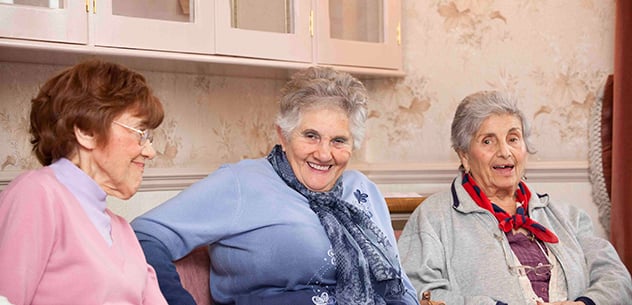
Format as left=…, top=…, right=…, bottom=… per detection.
left=484, top=186, right=517, bottom=214
left=489, top=195, right=517, bottom=214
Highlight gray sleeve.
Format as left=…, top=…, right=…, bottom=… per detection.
left=572, top=206, right=632, bottom=303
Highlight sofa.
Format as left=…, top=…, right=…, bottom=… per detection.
left=175, top=247, right=213, bottom=305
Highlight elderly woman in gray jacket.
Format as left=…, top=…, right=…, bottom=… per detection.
left=398, top=91, right=632, bottom=305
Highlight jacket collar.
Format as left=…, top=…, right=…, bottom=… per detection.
left=450, top=174, right=550, bottom=214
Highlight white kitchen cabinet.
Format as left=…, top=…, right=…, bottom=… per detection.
left=0, top=0, right=403, bottom=76
left=0, top=0, right=213, bottom=54
left=214, top=0, right=312, bottom=63
left=93, top=0, right=214, bottom=54
left=0, top=0, right=87, bottom=44
left=315, top=0, right=402, bottom=70
left=214, top=0, right=402, bottom=70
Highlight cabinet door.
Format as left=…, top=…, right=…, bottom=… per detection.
left=0, top=0, right=87, bottom=44
left=315, top=0, right=402, bottom=70
left=93, top=0, right=214, bottom=54
left=214, top=0, right=312, bottom=63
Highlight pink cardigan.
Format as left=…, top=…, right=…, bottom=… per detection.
left=0, top=167, right=167, bottom=305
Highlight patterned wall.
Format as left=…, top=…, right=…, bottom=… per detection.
left=0, top=64, right=285, bottom=171
left=365, top=0, right=614, bottom=164
left=0, top=0, right=614, bottom=174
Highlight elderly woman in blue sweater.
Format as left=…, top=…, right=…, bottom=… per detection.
left=398, top=90, right=632, bottom=305
left=132, top=66, right=419, bottom=305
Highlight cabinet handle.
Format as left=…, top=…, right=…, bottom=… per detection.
left=309, top=9, right=314, bottom=37
left=284, top=0, right=290, bottom=33
left=231, top=0, right=237, bottom=28
left=397, top=21, right=401, bottom=46
left=85, top=0, right=88, bottom=13
left=93, top=0, right=96, bottom=14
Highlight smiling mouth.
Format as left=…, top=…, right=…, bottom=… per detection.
left=132, top=161, right=145, bottom=168
left=493, top=165, right=514, bottom=170
left=308, top=162, right=331, bottom=171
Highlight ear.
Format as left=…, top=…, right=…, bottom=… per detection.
left=457, top=150, right=470, bottom=172
left=74, top=126, right=97, bottom=150
left=275, top=125, right=287, bottom=151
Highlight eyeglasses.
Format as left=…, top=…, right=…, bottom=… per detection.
left=506, top=239, right=554, bottom=277
left=509, top=262, right=553, bottom=277
left=112, top=120, right=153, bottom=146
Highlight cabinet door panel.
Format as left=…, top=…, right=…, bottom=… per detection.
left=214, top=0, right=312, bottom=63
left=316, top=0, right=401, bottom=70
left=93, top=0, right=214, bottom=54
left=0, top=1, right=87, bottom=44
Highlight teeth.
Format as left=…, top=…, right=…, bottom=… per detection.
left=309, top=162, right=330, bottom=171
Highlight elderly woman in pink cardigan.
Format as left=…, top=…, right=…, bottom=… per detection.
left=0, top=60, right=168, bottom=305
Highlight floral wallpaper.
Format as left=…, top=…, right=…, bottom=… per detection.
left=0, top=63, right=56, bottom=171
left=0, top=65, right=284, bottom=171
left=137, top=73, right=284, bottom=168
left=0, top=0, right=615, bottom=173
left=366, top=0, right=613, bottom=163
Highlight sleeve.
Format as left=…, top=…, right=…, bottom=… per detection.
left=132, top=165, right=243, bottom=258
left=138, top=233, right=195, bottom=305
left=0, top=176, right=57, bottom=305
left=131, top=165, right=243, bottom=304
left=397, top=202, right=502, bottom=305
left=571, top=206, right=632, bottom=304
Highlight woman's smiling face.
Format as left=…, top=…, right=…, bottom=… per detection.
left=278, top=106, right=353, bottom=192
left=89, top=111, right=157, bottom=199
left=458, top=113, right=528, bottom=197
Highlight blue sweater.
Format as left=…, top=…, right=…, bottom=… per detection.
left=132, top=158, right=419, bottom=305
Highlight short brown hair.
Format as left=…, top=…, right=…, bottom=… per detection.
left=30, top=59, right=164, bottom=165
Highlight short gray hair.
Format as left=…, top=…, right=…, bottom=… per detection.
left=276, top=66, right=368, bottom=150
left=451, top=91, right=536, bottom=165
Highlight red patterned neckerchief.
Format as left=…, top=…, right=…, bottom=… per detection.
left=462, top=173, right=559, bottom=243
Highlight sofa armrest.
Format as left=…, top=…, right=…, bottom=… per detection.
left=174, top=247, right=213, bottom=305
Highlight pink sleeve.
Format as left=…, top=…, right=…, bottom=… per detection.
left=143, top=264, right=169, bottom=305
left=0, top=174, right=58, bottom=304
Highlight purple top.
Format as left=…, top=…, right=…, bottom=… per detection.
left=50, top=158, right=111, bottom=245
left=507, top=231, right=551, bottom=301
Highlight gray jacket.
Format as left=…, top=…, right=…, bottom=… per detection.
left=398, top=175, right=632, bottom=305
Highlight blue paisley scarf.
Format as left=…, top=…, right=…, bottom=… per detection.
left=267, top=145, right=405, bottom=305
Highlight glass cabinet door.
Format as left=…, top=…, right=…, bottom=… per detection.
left=0, top=0, right=87, bottom=44
left=214, top=0, right=312, bottom=63
left=316, top=0, right=402, bottom=70
left=93, top=0, right=214, bottom=54
left=329, top=0, right=383, bottom=43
